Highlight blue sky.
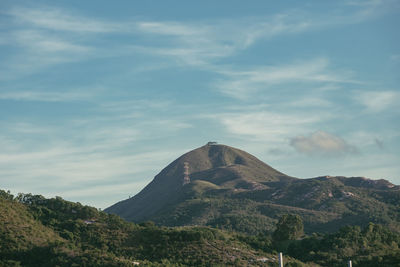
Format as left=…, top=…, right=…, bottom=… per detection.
left=1, top=0, right=399, bottom=208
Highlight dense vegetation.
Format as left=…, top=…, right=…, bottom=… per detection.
left=0, top=190, right=291, bottom=266
left=287, top=223, right=400, bottom=266
left=148, top=177, right=400, bottom=235
left=1, top=189, right=400, bottom=266
left=239, top=215, right=400, bottom=266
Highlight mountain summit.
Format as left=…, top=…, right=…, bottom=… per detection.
left=106, top=143, right=400, bottom=234
left=106, top=143, right=292, bottom=221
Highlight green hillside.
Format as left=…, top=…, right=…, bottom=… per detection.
left=0, top=190, right=295, bottom=266
left=106, top=144, right=400, bottom=234
left=2, top=189, right=400, bottom=266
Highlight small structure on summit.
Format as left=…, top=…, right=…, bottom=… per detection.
left=183, top=162, right=191, bottom=185
left=207, top=141, right=218, bottom=145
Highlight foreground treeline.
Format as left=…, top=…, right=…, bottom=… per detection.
left=1, top=190, right=399, bottom=266
left=0, top=190, right=295, bottom=266
left=239, top=214, right=400, bottom=266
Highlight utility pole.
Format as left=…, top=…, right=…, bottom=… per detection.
left=348, top=260, right=352, bottom=267
left=279, top=252, right=283, bottom=267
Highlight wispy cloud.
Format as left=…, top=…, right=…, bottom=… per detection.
left=0, top=90, right=91, bottom=102
left=290, top=131, right=357, bottom=156
left=337, top=0, right=400, bottom=25
left=214, top=58, right=357, bottom=99
left=0, top=29, right=92, bottom=79
left=210, top=110, right=327, bottom=143
left=133, top=15, right=314, bottom=66
left=354, top=90, right=400, bottom=112
left=13, top=30, right=89, bottom=53
left=9, top=7, right=123, bottom=33
left=286, top=96, right=333, bottom=108
left=0, top=115, right=190, bottom=207
left=0, top=145, right=181, bottom=208
left=130, top=1, right=393, bottom=67
left=2, top=1, right=393, bottom=79
left=0, top=91, right=193, bottom=204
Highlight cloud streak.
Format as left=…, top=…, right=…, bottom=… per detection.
left=0, top=90, right=91, bottom=102
left=9, top=7, right=123, bottom=33
left=210, top=110, right=327, bottom=144
left=0, top=96, right=194, bottom=208
left=354, top=90, right=400, bottom=112
left=214, top=58, right=357, bottom=99
left=2, top=2, right=393, bottom=79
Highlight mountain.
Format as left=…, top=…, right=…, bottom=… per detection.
left=106, top=143, right=400, bottom=234
left=106, top=143, right=292, bottom=221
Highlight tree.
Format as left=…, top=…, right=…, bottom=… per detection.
left=273, top=214, right=304, bottom=242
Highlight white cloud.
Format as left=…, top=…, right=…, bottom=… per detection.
left=337, top=0, right=400, bottom=24
left=354, top=90, right=400, bottom=112
left=215, top=58, right=357, bottom=99
left=133, top=16, right=322, bottom=67
left=210, top=110, right=326, bottom=143
left=0, top=29, right=92, bottom=79
left=0, top=122, right=187, bottom=208
left=2, top=2, right=394, bottom=78
left=137, top=21, right=208, bottom=36
left=130, top=1, right=394, bottom=67
left=0, top=102, right=192, bottom=204
left=0, top=145, right=181, bottom=208
left=290, top=131, right=356, bottom=156
left=9, top=7, right=122, bottom=33
left=13, top=30, right=89, bottom=53
left=286, top=96, right=333, bottom=108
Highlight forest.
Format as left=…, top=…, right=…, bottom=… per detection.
left=1, top=189, right=399, bottom=266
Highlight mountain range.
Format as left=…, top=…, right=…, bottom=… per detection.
left=106, top=143, right=400, bottom=234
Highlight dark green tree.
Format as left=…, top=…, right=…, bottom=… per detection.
left=273, top=214, right=304, bottom=242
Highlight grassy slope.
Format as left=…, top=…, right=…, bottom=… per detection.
left=0, top=198, right=63, bottom=252
left=146, top=175, right=400, bottom=235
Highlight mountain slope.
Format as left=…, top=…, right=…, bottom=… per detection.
left=106, top=143, right=400, bottom=234
left=106, top=144, right=292, bottom=222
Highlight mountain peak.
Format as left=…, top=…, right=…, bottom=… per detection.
left=157, top=143, right=289, bottom=186
left=105, top=143, right=291, bottom=221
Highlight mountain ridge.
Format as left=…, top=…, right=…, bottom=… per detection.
left=106, top=143, right=400, bottom=234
